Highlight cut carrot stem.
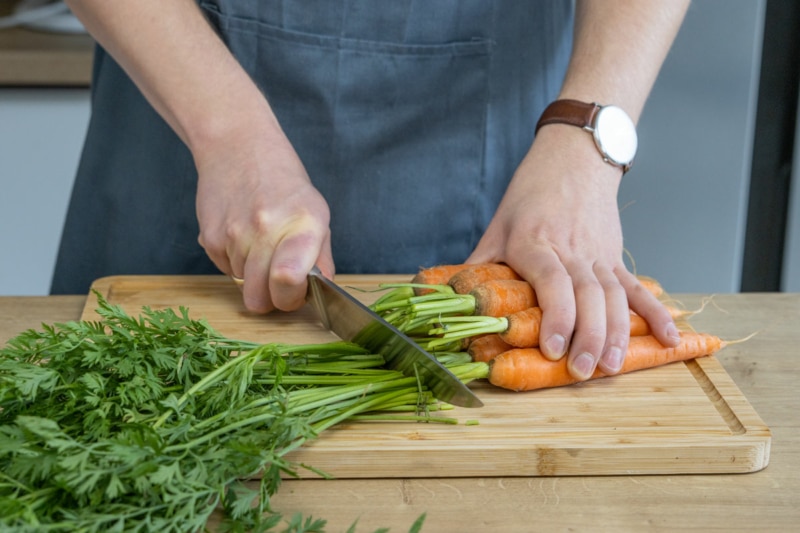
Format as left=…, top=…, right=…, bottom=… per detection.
left=488, top=332, right=725, bottom=392
left=448, top=263, right=522, bottom=295
left=470, top=279, right=537, bottom=317
left=425, top=316, right=508, bottom=349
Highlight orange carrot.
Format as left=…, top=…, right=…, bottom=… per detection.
left=471, top=279, right=537, bottom=317
left=629, top=305, right=696, bottom=336
left=449, top=263, right=522, bottom=294
left=496, top=305, right=689, bottom=349
left=468, top=334, right=514, bottom=363
left=498, top=307, right=543, bottom=348
left=411, top=264, right=469, bottom=295
left=488, top=332, right=724, bottom=392
left=628, top=313, right=653, bottom=337
left=504, top=308, right=664, bottom=347
left=637, top=276, right=664, bottom=298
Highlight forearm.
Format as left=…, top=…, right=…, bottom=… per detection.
left=560, top=0, right=690, bottom=122
left=65, top=0, right=281, bottom=153
left=66, top=1, right=330, bottom=313
left=472, top=1, right=689, bottom=377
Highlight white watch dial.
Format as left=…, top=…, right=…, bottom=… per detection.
left=593, top=105, right=638, bottom=167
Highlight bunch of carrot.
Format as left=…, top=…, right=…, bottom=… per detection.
left=372, top=263, right=725, bottom=392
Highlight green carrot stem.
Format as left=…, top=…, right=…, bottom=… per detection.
left=152, top=343, right=279, bottom=429
left=373, top=402, right=454, bottom=412
left=309, top=387, right=423, bottom=434
left=447, top=362, right=490, bottom=383
left=370, top=287, right=416, bottom=311
left=434, top=352, right=473, bottom=366
left=427, top=316, right=507, bottom=334
left=255, top=374, right=399, bottom=386
left=286, top=377, right=419, bottom=414
left=370, top=283, right=454, bottom=311
left=409, top=296, right=475, bottom=316
left=378, top=282, right=455, bottom=294
left=164, top=409, right=282, bottom=452
left=348, top=414, right=458, bottom=424
left=419, top=339, right=464, bottom=352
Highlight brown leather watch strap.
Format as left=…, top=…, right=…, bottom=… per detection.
left=535, top=99, right=600, bottom=133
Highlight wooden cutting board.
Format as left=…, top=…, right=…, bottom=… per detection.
left=82, top=275, right=771, bottom=478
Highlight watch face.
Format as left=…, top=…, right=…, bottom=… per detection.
left=593, top=105, right=638, bottom=166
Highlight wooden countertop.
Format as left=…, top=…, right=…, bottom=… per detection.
left=1, top=291, right=798, bottom=531
left=0, top=2, right=93, bottom=86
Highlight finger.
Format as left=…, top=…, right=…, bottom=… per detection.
left=595, top=265, right=630, bottom=375
left=241, top=240, right=276, bottom=314
left=619, top=269, right=681, bottom=347
left=315, top=231, right=335, bottom=279
left=268, top=226, right=328, bottom=312
left=198, top=225, right=235, bottom=277
left=516, top=249, right=576, bottom=362
left=225, top=224, right=250, bottom=280
left=565, top=265, right=607, bottom=381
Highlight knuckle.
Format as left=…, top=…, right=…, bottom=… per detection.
left=270, top=261, right=308, bottom=288
left=250, top=209, right=276, bottom=237
left=572, top=276, right=603, bottom=296
left=576, top=327, right=606, bottom=350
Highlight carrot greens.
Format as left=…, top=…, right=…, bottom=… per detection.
left=0, top=294, right=451, bottom=532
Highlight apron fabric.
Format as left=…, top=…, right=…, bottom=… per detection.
left=51, top=0, right=573, bottom=295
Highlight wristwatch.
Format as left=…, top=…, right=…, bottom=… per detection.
left=535, top=99, right=638, bottom=173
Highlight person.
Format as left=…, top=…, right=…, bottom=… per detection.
left=53, top=0, right=690, bottom=382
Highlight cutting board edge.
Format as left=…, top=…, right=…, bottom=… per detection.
left=282, top=437, right=772, bottom=478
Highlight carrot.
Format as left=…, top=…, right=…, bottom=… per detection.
left=488, top=332, right=724, bottom=392
left=493, top=305, right=692, bottom=348
left=468, top=334, right=514, bottom=363
left=471, top=279, right=537, bottom=317
left=411, top=264, right=469, bottom=295
left=448, top=263, right=522, bottom=294
left=498, top=307, right=543, bottom=348
left=628, top=313, right=654, bottom=337
left=629, top=305, right=697, bottom=336
left=637, top=276, right=664, bottom=298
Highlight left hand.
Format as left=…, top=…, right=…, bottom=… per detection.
left=468, top=124, right=680, bottom=380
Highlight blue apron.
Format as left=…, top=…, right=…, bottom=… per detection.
left=51, top=0, right=573, bottom=295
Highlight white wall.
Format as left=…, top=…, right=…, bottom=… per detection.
left=0, top=88, right=90, bottom=295
left=618, top=0, right=765, bottom=293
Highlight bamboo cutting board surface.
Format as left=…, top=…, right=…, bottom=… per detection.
left=82, top=275, right=771, bottom=478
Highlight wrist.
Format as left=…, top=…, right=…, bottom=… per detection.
left=536, top=99, right=638, bottom=174
left=530, top=122, right=625, bottom=186
left=184, top=80, right=285, bottom=157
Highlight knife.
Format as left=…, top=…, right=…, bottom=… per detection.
left=304, top=267, right=483, bottom=408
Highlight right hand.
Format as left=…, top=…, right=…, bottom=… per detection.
left=194, top=124, right=333, bottom=314
left=65, top=0, right=334, bottom=314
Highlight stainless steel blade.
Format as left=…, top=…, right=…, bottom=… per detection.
left=306, top=267, right=483, bottom=408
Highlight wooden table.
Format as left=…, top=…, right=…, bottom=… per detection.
left=0, top=1, right=93, bottom=86
left=1, top=292, right=798, bottom=532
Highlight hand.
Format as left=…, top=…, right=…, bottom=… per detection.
left=468, top=125, right=680, bottom=380
left=194, top=123, right=333, bottom=314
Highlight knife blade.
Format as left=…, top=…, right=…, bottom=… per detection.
left=306, top=266, right=483, bottom=408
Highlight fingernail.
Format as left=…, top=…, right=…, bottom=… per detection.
left=603, top=346, right=624, bottom=374
left=572, top=352, right=596, bottom=380
left=666, top=322, right=681, bottom=343
left=543, top=334, right=567, bottom=359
